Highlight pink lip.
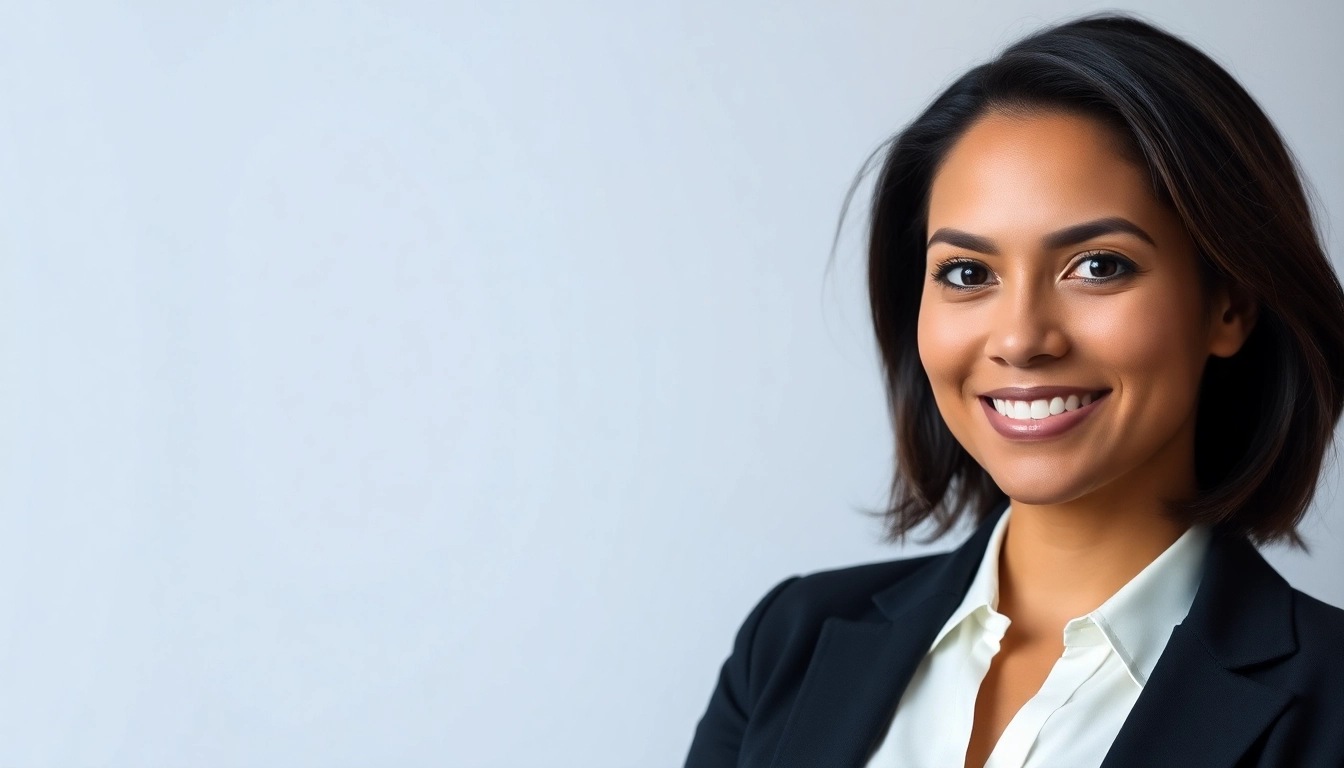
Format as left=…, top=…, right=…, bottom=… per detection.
left=980, top=385, right=1105, bottom=400
left=980, top=391, right=1110, bottom=440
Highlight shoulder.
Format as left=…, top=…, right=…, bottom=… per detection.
left=1293, top=587, right=1344, bottom=632
left=1288, top=588, right=1344, bottom=670
left=735, top=551, right=946, bottom=683
left=684, top=552, right=953, bottom=767
left=1248, top=588, right=1344, bottom=763
left=759, top=552, right=944, bottom=627
left=715, top=550, right=949, bottom=713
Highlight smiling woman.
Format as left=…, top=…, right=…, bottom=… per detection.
left=919, top=109, right=1251, bottom=516
left=685, top=13, right=1344, bottom=768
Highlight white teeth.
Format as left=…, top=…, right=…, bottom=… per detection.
left=993, top=392, right=1101, bottom=420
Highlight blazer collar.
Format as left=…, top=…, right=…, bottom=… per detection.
left=768, top=503, right=1009, bottom=768
left=769, top=504, right=1300, bottom=768
left=871, top=501, right=1009, bottom=622
left=1183, top=527, right=1297, bottom=668
left=1100, top=526, right=1298, bottom=768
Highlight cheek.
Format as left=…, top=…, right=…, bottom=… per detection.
left=1071, top=287, right=1207, bottom=395
left=917, top=292, right=981, bottom=395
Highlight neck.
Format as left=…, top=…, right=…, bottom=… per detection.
left=996, top=420, right=1199, bottom=635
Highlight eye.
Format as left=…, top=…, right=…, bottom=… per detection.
left=935, top=259, right=995, bottom=288
left=1068, top=251, right=1135, bottom=282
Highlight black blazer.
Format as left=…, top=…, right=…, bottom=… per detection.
left=685, top=503, right=1344, bottom=768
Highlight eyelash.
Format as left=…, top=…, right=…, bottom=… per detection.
left=931, top=258, right=989, bottom=291
left=931, top=251, right=1138, bottom=290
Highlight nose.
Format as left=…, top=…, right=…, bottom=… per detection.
left=984, top=281, right=1069, bottom=367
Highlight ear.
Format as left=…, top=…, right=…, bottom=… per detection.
left=1208, top=281, right=1258, bottom=358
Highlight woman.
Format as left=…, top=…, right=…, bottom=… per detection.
left=684, top=14, right=1344, bottom=768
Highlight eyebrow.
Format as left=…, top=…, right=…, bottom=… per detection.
left=926, top=216, right=1157, bottom=254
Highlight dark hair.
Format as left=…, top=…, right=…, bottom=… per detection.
left=849, top=13, right=1344, bottom=546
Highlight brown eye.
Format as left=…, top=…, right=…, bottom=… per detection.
left=1085, top=257, right=1117, bottom=277
left=1070, top=253, right=1134, bottom=281
left=941, top=262, right=993, bottom=287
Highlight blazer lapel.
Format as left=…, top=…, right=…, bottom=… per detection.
left=768, top=504, right=1008, bottom=768
left=1100, top=531, right=1298, bottom=768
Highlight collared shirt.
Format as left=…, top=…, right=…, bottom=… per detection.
left=864, top=505, right=1211, bottom=768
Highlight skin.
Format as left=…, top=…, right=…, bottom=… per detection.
left=916, top=110, right=1258, bottom=768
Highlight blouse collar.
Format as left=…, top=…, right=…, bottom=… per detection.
left=927, top=504, right=1211, bottom=687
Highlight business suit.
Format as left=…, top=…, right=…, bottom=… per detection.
left=685, top=502, right=1344, bottom=767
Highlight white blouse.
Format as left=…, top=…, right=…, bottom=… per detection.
left=863, top=505, right=1211, bottom=768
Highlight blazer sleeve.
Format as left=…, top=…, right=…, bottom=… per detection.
left=683, top=576, right=801, bottom=768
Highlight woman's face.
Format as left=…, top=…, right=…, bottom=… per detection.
left=918, top=110, right=1251, bottom=507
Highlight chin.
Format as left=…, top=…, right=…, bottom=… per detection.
left=980, top=456, right=1102, bottom=506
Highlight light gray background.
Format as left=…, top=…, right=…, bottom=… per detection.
left=0, top=1, right=1339, bottom=766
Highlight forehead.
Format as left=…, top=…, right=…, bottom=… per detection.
left=927, top=110, right=1161, bottom=236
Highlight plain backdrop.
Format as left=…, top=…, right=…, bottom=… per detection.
left=0, top=1, right=1340, bottom=766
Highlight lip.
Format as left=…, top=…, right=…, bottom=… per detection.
left=980, top=385, right=1107, bottom=400
left=979, top=389, right=1111, bottom=440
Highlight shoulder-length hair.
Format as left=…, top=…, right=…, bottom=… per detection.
left=853, top=14, right=1344, bottom=546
